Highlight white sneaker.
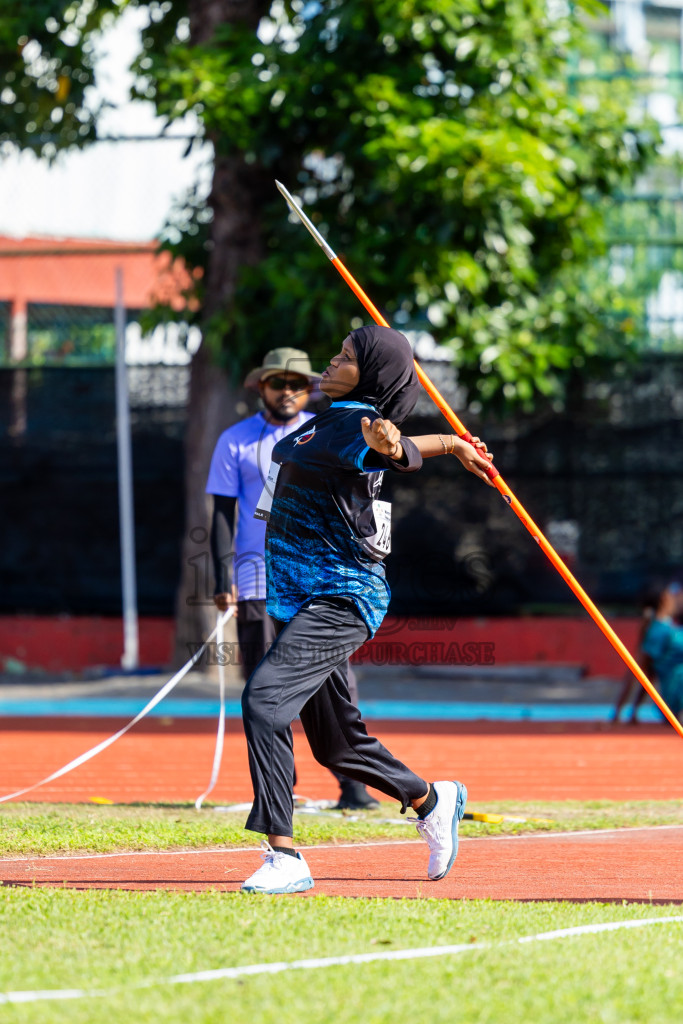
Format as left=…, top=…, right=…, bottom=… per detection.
left=412, top=780, right=467, bottom=881
left=241, top=841, right=314, bottom=894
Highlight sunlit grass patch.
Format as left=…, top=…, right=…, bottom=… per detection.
left=0, top=893, right=681, bottom=1024
left=0, top=799, right=682, bottom=856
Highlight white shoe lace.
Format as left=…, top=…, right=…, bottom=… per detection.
left=248, top=841, right=284, bottom=880
left=409, top=814, right=446, bottom=848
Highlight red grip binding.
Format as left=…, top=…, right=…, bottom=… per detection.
left=459, top=431, right=499, bottom=479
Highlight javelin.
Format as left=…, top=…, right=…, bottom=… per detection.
left=275, top=179, right=683, bottom=739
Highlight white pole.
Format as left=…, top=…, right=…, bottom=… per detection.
left=114, top=267, right=139, bottom=671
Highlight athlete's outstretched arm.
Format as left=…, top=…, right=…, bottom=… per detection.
left=361, top=417, right=494, bottom=486
left=409, top=433, right=494, bottom=485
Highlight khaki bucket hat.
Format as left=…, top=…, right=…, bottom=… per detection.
left=244, top=347, right=321, bottom=390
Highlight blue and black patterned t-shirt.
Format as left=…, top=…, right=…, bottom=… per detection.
left=264, top=401, right=422, bottom=637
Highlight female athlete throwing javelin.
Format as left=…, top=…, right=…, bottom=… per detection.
left=241, top=324, right=493, bottom=893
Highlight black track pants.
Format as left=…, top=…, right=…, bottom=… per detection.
left=236, top=598, right=360, bottom=789
left=236, top=600, right=278, bottom=683
left=241, top=597, right=428, bottom=837
left=236, top=599, right=360, bottom=705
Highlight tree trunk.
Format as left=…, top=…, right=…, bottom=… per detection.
left=172, top=0, right=269, bottom=670
left=187, top=0, right=264, bottom=44
left=172, top=345, right=237, bottom=670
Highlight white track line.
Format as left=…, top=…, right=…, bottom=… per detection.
left=0, top=840, right=420, bottom=864
left=1, top=824, right=682, bottom=863
left=1, top=916, right=682, bottom=1005
left=462, top=823, right=683, bottom=843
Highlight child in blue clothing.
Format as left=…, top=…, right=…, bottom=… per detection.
left=641, top=583, right=683, bottom=721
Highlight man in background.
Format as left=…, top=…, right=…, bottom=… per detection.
left=207, top=347, right=378, bottom=810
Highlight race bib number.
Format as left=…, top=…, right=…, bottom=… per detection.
left=360, top=500, right=392, bottom=561
left=254, top=462, right=280, bottom=522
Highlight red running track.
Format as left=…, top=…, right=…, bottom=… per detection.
left=0, top=718, right=682, bottom=805
left=2, top=718, right=682, bottom=901
left=2, top=829, right=682, bottom=902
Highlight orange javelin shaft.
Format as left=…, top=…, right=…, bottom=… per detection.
left=335, top=255, right=682, bottom=737
left=277, top=181, right=683, bottom=738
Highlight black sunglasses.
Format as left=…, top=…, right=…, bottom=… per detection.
left=264, top=376, right=309, bottom=391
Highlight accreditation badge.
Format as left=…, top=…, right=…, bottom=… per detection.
left=359, top=500, right=391, bottom=561
left=254, top=461, right=280, bottom=522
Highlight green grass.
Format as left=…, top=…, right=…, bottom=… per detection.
left=3, top=803, right=682, bottom=1022
left=0, top=800, right=682, bottom=856
left=0, top=892, right=681, bottom=1023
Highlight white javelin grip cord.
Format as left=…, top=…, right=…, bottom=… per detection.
left=194, top=611, right=228, bottom=810
left=0, top=608, right=235, bottom=805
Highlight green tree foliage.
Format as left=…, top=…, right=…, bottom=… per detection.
left=1, top=0, right=662, bottom=409
left=0, top=0, right=122, bottom=157
left=604, top=188, right=683, bottom=352
left=146, top=0, right=662, bottom=408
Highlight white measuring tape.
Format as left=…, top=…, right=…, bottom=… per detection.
left=194, top=613, right=227, bottom=810
left=0, top=609, right=235, bottom=806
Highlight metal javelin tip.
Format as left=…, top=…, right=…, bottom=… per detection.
left=275, top=180, right=337, bottom=261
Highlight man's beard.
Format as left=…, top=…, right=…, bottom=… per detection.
left=262, top=395, right=301, bottom=423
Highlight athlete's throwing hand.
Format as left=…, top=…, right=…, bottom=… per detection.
left=454, top=436, right=495, bottom=486
left=361, top=416, right=403, bottom=460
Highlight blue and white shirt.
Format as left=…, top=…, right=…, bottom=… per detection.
left=264, top=401, right=422, bottom=636
left=206, top=410, right=314, bottom=601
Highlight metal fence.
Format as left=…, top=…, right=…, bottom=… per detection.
left=2, top=355, right=683, bottom=618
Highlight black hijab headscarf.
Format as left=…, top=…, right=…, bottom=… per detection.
left=341, top=325, right=420, bottom=428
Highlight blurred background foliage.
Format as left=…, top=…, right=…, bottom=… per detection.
left=0, top=0, right=113, bottom=155
left=0, top=0, right=668, bottom=410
